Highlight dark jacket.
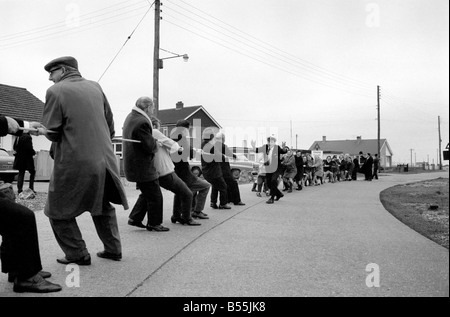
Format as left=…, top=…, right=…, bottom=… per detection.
left=0, top=116, right=24, bottom=137
left=172, top=138, right=198, bottom=185
left=216, top=141, right=236, bottom=180
left=254, top=144, right=288, bottom=174
left=201, top=140, right=224, bottom=180
left=13, top=133, right=36, bottom=171
left=123, top=110, right=159, bottom=182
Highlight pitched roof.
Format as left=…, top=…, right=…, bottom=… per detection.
left=158, top=105, right=202, bottom=124
left=309, top=138, right=393, bottom=156
left=158, top=105, right=221, bottom=128
left=0, top=84, right=44, bottom=122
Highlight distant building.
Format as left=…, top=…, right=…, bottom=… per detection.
left=157, top=101, right=222, bottom=139
left=0, top=83, right=53, bottom=180
left=309, top=135, right=393, bottom=167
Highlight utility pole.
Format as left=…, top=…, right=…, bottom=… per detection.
left=290, top=120, right=293, bottom=149
left=410, top=148, right=414, bottom=167
left=153, top=0, right=161, bottom=117
left=438, top=115, right=442, bottom=170
left=377, top=85, right=381, bottom=164
left=296, top=134, right=298, bottom=150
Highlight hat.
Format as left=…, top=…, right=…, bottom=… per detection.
left=44, top=56, right=78, bottom=72
left=176, top=119, right=190, bottom=128
left=267, top=136, right=277, bottom=142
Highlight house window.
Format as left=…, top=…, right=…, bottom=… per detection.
left=113, top=143, right=122, bottom=158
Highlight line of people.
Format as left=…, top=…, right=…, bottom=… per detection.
left=252, top=142, right=380, bottom=200
left=1, top=56, right=247, bottom=294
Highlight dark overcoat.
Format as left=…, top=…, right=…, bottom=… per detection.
left=42, top=71, right=128, bottom=219
left=122, top=109, right=159, bottom=182
left=13, top=133, right=36, bottom=171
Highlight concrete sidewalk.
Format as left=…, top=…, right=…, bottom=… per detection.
left=1, top=171, right=448, bottom=297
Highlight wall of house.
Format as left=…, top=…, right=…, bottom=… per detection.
left=0, top=134, right=51, bottom=152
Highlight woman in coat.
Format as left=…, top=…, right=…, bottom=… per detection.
left=281, top=148, right=297, bottom=193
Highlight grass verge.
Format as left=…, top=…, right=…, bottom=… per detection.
left=380, top=177, right=449, bottom=249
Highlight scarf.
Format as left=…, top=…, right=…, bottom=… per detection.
left=132, top=106, right=153, bottom=128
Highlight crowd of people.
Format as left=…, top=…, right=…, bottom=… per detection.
left=1, top=55, right=382, bottom=294
left=251, top=143, right=380, bottom=202
left=0, top=56, right=248, bottom=294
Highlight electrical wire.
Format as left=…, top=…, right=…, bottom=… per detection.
left=165, top=0, right=375, bottom=91
left=0, top=1, right=151, bottom=50
left=163, top=17, right=375, bottom=100
left=98, top=1, right=154, bottom=82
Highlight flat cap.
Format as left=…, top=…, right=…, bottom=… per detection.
left=44, top=56, right=78, bottom=72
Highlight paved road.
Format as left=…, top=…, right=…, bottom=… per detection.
left=1, top=171, right=448, bottom=297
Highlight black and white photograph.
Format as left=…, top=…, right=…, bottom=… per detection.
left=0, top=0, right=448, bottom=302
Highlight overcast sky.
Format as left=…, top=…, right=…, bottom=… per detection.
left=1, top=0, right=448, bottom=164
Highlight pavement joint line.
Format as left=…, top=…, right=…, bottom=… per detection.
left=124, top=198, right=267, bottom=297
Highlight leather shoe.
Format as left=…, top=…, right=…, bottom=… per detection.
left=146, top=224, right=170, bottom=232
left=210, top=203, right=219, bottom=209
left=219, top=204, right=231, bottom=209
left=192, top=211, right=209, bottom=219
left=57, top=254, right=91, bottom=265
left=8, top=270, right=51, bottom=283
left=266, top=198, right=274, bottom=204
left=275, top=194, right=284, bottom=201
left=234, top=202, right=245, bottom=206
left=171, top=217, right=201, bottom=226
left=13, top=274, right=62, bottom=293
left=128, top=218, right=146, bottom=228
left=97, top=251, right=122, bottom=261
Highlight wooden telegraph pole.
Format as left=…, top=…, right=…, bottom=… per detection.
left=438, top=115, right=442, bottom=170
left=377, top=85, right=381, bottom=164
left=153, top=0, right=161, bottom=117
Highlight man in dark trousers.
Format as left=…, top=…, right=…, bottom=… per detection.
left=372, top=154, right=380, bottom=180
left=0, top=115, right=61, bottom=293
left=39, top=56, right=129, bottom=264
left=201, top=127, right=231, bottom=210
left=170, top=120, right=211, bottom=220
left=13, top=132, right=36, bottom=194
left=252, top=137, right=288, bottom=204
left=362, top=153, right=374, bottom=181
left=214, top=132, right=245, bottom=206
left=123, top=97, right=168, bottom=232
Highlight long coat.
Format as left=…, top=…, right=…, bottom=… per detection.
left=122, top=110, right=159, bottom=183
left=13, top=133, right=36, bottom=171
left=42, top=71, right=128, bottom=220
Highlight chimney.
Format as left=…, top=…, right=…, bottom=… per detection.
left=356, top=136, right=361, bottom=141
left=322, top=136, right=326, bottom=142
left=176, top=101, right=184, bottom=110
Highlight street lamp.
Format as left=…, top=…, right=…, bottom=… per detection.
left=158, top=53, right=189, bottom=69
left=153, top=48, right=189, bottom=116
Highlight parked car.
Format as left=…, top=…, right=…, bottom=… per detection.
left=189, top=153, right=258, bottom=183
left=0, top=148, right=18, bottom=183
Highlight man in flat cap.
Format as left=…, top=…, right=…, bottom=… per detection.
left=38, top=56, right=129, bottom=265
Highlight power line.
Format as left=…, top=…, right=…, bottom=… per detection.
left=163, top=17, right=374, bottom=100
left=165, top=0, right=375, bottom=90
left=0, top=1, right=151, bottom=50
left=98, top=1, right=154, bottom=82
left=0, top=0, right=146, bottom=41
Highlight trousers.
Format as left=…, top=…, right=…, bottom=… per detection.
left=0, top=198, right=43, bottom=279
